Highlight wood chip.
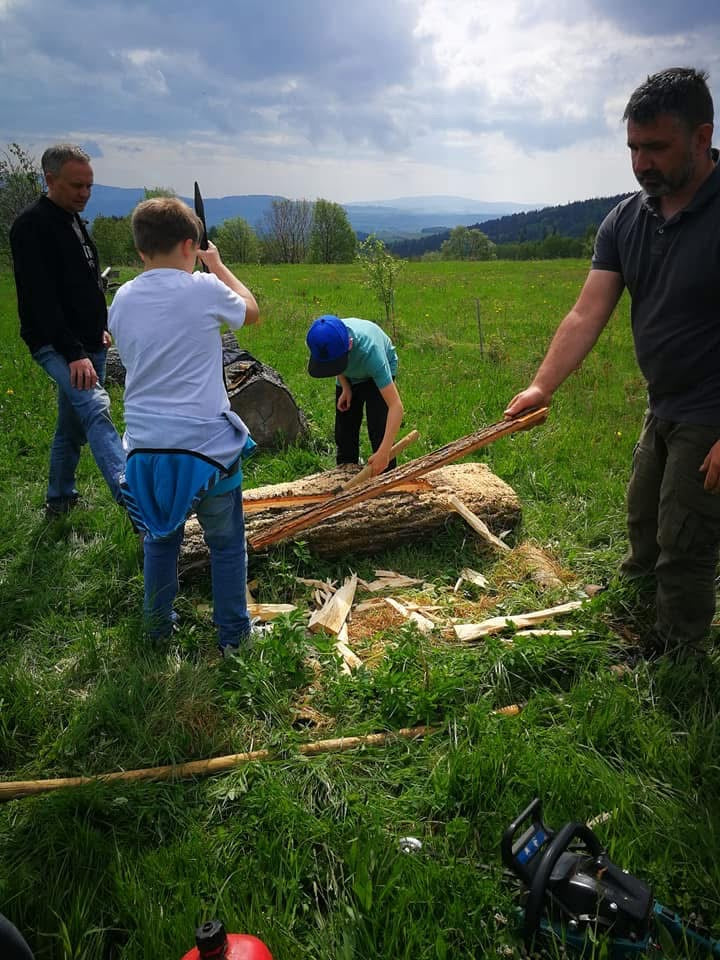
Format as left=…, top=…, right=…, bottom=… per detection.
left=248, top=603, right=297, bottom=621
left=492, top=703, right=523, bottom=716
left=308, top=574, right=357, bottom=636
left=453, top=567, right=489, bottom=592
left=384, top=597, right=435, bottom=634
left=364, top=571, right=422, bottom=592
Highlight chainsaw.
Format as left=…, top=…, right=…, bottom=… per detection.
left=501, top=798, right=720, bottom=957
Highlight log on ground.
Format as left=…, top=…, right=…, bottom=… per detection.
left=180, top=462, right=521, bottom=569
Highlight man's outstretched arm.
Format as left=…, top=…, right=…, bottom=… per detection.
left=505, top=269, right=624, bottom=417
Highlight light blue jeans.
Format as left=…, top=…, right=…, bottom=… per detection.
left=32, top=346, right=125, bottom=506
left=144, top=486, right=251, bottom=647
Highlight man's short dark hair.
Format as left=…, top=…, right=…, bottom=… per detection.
left=41, top=144, right=91, bottom=176
left=623, top=67, right=714, bottom=131
left=131, top=197, right=202, bottom=256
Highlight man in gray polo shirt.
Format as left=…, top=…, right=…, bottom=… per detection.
left=505, top=67, right=719, bottom=660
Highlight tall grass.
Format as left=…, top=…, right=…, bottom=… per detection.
left=0, top=261, right=718, bottom=959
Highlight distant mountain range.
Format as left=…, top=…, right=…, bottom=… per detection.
left=83, top=186, right=540, bottom=240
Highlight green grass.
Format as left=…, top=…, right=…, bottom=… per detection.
left=0, top=261, right=718, bottom=959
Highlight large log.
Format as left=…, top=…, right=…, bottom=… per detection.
left=179, top=462, right=521, bottom=569
left=248, top=407, right=547, bottom=550
left=222, top=335, right=309, bottom=448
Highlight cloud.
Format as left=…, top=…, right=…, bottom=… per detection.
left=79, top=140, right=103, bottom=157
left=0, top=0, right=719, bottom=205
left=587, top=0, right=719, bottom=35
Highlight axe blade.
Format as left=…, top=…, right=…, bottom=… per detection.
left=193, top=180, right=210, bottom=272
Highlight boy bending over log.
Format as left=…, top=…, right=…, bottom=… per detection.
left=306, top=315, right=404, bottom=475
left=109, top=198, right=260, bottom=657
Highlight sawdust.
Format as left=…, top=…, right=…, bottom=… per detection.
left=493, top=543, right=573, bottom=589
left=347, top=605, right=406, bottom=645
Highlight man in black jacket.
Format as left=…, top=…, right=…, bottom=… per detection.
left=10, top=144, right=125, bottom=514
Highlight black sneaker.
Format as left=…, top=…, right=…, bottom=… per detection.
left=45, top=494, right=79, bottom=518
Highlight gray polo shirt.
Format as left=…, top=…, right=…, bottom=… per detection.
left=592, top=152, right=720, bottom=424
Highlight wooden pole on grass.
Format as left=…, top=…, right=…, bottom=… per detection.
left=0, top=726, right=438, bottom=802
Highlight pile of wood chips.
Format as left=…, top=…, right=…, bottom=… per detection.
left=246, top=544, right=587, bottom=681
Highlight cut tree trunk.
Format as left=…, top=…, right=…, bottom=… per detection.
left=179, top=461, right=521, bottom=570
left=222, top=334, right=309, bottom=449
left=249, top=407, right=546, bottom=550
left=103, top=335, right=309, bottom=450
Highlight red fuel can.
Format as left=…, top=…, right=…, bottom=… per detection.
left=181, top=920, right=273, bottom=960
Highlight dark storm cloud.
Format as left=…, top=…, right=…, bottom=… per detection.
left=0, top=0, right=425, bottom=147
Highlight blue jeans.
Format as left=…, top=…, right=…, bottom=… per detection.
left=144, top=486, right=251, bottom=646
left=33, top=346, right=125, bottom=506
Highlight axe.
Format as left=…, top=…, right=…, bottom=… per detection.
left=194, top=180, right=210, bottom=273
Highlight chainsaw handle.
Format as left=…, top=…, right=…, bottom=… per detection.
left=523, top=821, right=605, bottom=946
left=501, top=797, right=546, bottom=877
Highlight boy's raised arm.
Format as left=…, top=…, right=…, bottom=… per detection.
left=196, top=242, right=259, bottom=325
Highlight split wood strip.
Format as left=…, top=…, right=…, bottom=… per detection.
left=248, top=407, right=548, bottom=550
left=335, top=621, right=352, bottom=673
left=363, top=573, right=422, bottom=592
left=514, top=629, right=575, bottom=637
left=444, top=494, right=510, bottom=552
left=454, top=600, right=584, bottom=641
left=308, top=574, right=357, bottom=635
left=242, top=480, right=433, bottom=515
left=0, top=725, right=438, bottom=802
left=334, top=636, right=363, bottom=673
left=341, top=429, right=420, bottom=491
left=384, top=597, right=435, bottom=635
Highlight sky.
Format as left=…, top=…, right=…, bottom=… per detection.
left=1, top=0, right=719, bottom=207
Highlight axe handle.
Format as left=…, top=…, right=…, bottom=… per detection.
left=342, top=429, right=420, bottom=491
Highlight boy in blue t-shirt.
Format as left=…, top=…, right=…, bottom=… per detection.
left=306, top=314, right=403, bottom=474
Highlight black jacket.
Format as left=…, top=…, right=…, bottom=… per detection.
left=10, top=195, right=107, bottom=362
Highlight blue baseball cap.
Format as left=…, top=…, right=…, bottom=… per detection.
left=306, top=314, right=350, bottom=378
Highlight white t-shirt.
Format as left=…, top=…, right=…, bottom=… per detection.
left=108, top=268, right=248, bottom=465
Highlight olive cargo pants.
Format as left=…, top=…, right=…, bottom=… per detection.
left=621, top=412, right=720, bottom=653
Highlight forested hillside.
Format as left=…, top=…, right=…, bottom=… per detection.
left=388, top=192, right=634, bottom=258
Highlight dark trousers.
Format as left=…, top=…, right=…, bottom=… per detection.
left=0, top=914, right=34, bottom=960
left=335, top=380, right=396, bottom=470
left=621, top=412, right=720, bottom=652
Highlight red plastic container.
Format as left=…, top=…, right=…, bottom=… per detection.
left=181, top=920, right=273, bottom=960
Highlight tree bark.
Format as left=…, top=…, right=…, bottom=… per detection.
left=179, top=462, right=521, bottom=570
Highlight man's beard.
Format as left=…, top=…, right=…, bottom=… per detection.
left=637, top=151, right=695, bottom=196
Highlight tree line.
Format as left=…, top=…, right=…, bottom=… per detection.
left=93, top=196, right=358, bottom=267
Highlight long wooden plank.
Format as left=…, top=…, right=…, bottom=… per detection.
left=248, top=408, right=548, bottom=550
left=242, top=479, right=433, bottom=514
left=341, top=429, right=420, bottom=491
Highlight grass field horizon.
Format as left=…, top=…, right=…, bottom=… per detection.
left=1, top=259, right=718, bottom=958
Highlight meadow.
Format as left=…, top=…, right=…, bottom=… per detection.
left=0, top=259, right=718, bottom=959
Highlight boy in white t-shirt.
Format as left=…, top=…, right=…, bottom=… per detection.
left=108, top=198, right=259, bottom=656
